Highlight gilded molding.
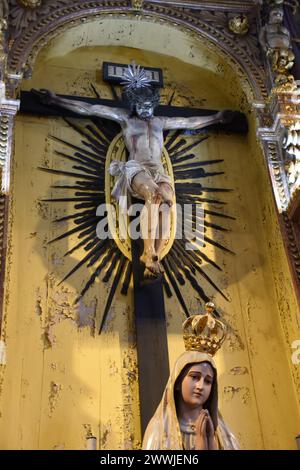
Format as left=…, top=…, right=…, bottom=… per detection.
left=228, top=14, right=250, bottom=36
left=254, top=2, right=300, bottom=297
left=257, top=1, right=300, bottom=200
left=0, top=189, right=6, bottom=332
left=263, top=139, right=300, bottom=295
left=259, top=122, right=300, bottom=296
left=283, top=121, right=300, bottom=198
left=287, top=186, right=300, bottom=216
left=147, top=1, right=258, bottom=12
left=256, top=85, right=300, bottom=214
left=0, top=1, right=9, bottom=83
left=17, top=0, right=42, bottom=7
left=266, top=141, right=290, bottom=210
left=0, top=193, right=5, bottom=270
left=0, top=95, right=19, bottom=334
left=0, top=98, right=20, bottom=193
left=131, top=0, right=144, bottom=9
left=282, top=212, right=300, bottom=284
left=8, top=1, right=128, bottom=40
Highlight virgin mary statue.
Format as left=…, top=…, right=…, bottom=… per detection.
left=142, top=303, right=240, bottom=450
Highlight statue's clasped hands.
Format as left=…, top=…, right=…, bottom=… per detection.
left=195, top=409, right=217, bottom=450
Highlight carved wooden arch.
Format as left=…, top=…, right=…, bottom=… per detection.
left=6, top=1, right=267, bottom=102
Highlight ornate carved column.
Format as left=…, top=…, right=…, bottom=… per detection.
left=257, top=0, right=300, bottom=299
left=0, top=1, right=20, bottom=333
left=0, top=97, right=20, bottom=333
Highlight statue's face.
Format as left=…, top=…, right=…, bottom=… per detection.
left=136, top=101, right=154, bottom=120
left=270, top=8, right=283, bottom=24
left=180, top=362, right=214, bottom=409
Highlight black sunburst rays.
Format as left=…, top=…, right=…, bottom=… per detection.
left=39, top=92, right=234, bottom=329
left=163, top=129, right=235, bottom=317
left=39, top=115, right=132, bottom=330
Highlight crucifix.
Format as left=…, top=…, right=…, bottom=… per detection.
left=20, top=62, right=247, bottom=435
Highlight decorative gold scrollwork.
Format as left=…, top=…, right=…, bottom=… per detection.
left=18, top=0, right=42, bottom=8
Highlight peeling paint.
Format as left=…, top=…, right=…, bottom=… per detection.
left=271, top=382, right=278, bottom=398
left=225, top=330, right=245, bottom=352
left=51, top=253, right=64, bottom=266
left=223, top=385, right=251, bottom=404
left=0, top=365, right=5, bottom=404
left=41, top=275, right=80, bottom=348
left=0, top=341, right=6, bottom=365
left=83, top=423, right=94, bottom=438
left=229, top=366, right=249, bottom=375
left=21, top=378, right=29, bottom=399
left=49, top=381, right=63, bottom=415
left=52, top=444, right=65, bottom=450
left=122, top=349, right=138, bottom=386
left=100, top=422, right=112, bottom=448
left=42, top=325, right=56, bottom=349
left=36, top=201, right=49, bottom=220
left=121, top=346, right=140, bottom=449
left=76, top=298, right=97, bottom=333
left=35, top=288, right=43, bottom=317
left=108, top=359, right=118, bottom=376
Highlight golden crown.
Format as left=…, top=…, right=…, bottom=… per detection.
left=183, top=302, right=227, bottom=356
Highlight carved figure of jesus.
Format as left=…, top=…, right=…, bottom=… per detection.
left=35, top=86, right=228, bottom=276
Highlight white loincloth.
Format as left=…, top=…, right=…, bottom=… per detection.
left=109, top=159, right=172, bottom=209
